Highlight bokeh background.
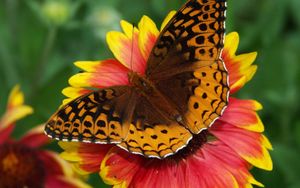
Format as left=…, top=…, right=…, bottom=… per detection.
left=0, top=0, right=299, bottom=187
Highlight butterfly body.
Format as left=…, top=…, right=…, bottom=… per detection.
left=128, top=71, right=184, bottom=126
left=45, top=0, right=229, bottom=159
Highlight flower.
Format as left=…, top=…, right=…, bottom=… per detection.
left=0, top=85, right=91, bottom=188
left=27, top=0, right=80, bottom=28
left=59, top=11, right=273, bottom=188
left=86, top=5, right=121, bottom=40
left=41, top=0, right=71, bottom=26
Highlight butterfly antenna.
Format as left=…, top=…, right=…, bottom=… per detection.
left=129, top=23, right=135, bottom=71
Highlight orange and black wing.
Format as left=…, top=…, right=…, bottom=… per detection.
left=146, top=0, right=227, bottom=76
left=45, top=86, right=135, bottom=144
left=146, top=0, right=229, bottom=133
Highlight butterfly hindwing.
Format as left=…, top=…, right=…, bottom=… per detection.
left=118, top=123, right=192, bottom=158
left=45, top=86, right=134, bottom=143
left=118, top=95, right=192, bottom=158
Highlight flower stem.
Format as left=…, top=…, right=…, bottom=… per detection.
left=31, top=27, right=57, bottom=96
left=0, top=0, right=19, bottom=86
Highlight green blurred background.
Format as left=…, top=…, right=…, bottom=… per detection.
left=0, top=0, right=299, bottom=187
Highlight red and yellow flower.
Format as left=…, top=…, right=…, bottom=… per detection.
left=59, top=11, right=273, bottom=188
left=0, top=85, right=91, bottom=188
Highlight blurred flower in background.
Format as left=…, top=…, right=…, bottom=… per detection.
left=0, top=85, right=91, bottom=188
left=41, top=0, right=71, bottom=27
left=86, top=5, right=121, bottom=40
left=27, top=0, right=81, bottom=28
left=58, top=12, right=273, bottom=188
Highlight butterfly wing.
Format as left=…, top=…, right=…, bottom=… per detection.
left=45, top=86, right=136, bottom=143
left=146, top=0, right=227, bottom=76
left=146, top=0, right=228, bottom=133
left=118, top=95, right=192, bottom=159
left=155, top=59, right=228, bottom=134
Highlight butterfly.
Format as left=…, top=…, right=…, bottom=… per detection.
left=45, top=0, right=229, bottom=159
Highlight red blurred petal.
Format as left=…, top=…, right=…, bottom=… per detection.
left=38, top=151, right=65, bottom=176
left=0, top=125, right=15, bottom=144
left=45, top=176, right=87, bottom=188
left=19, top=126, right=50, bottom=148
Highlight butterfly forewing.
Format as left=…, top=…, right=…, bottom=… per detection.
left=147, top=0, right=226, bottom=77
left=45, top=86, right=134, bottom=143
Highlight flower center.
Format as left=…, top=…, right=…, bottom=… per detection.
left=168, top=130, right=209, bottom=162
left=0, top=142, right=45, bottom=188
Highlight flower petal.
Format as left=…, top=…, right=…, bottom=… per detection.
left=62, top=87, right=93, bottom=105
left=62, top=87, right=92, bottom=99
left=106, top=23, right=146, bottom=73
left=160, top=11, right=176, bottom=31
left=0, top=125, right=15, bottom=144
left=120, top=20, right=138, bottom=39
left=138, top=16, right=159, bottom=61
left=184, top=151, right=239, bottom=188
left=7, top=85, right=24, bottom=109
left=202, top=140, right=264, bottom=187
left=0, top=85, right=33, bottom=132
left=41, top=151, right=91, bottom=188
left=222, top=32, right=258, bottom=93
left=74, top=59, right=129, bottom=74
left=39, top=150, right=73, bottom=177
left=19, top=125, right=50, bottom=148
left=219, top=98, right=264, bottom=132
left=223, top=32, right=239, bottom=57
left=60, top=142, right=113, bottom=175
left=69, top=61, right=129, bottom=90
left=0, top=106, right=33, bottom=130
left=100, top=147, right=142, bottom=187
left=45, top=176, right=91, bottom=188
left=210, top=123, right=273, bottom=171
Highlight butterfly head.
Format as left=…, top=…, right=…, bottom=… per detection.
left=128, top=71, right=154, bottom=94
